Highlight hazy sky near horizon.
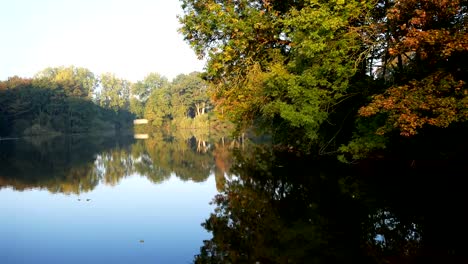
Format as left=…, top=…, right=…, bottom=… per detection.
left=0, top=0, right=205, bottom=81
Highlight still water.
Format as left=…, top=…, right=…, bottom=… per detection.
left=0, top=134, right=225, bottom=264
left=1, top=133, right=467, bottom=263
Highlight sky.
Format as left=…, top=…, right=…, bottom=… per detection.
left=0, top=0, right=205, bottom=82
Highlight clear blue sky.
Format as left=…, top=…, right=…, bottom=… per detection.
left=0, top=0, right=205, bottom=81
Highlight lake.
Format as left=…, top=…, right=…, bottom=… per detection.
left=1, top=133, right=468, bottom=263
left=0, top=133, right=225, bottom=264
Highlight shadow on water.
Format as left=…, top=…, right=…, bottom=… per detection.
left=195, top=144, right=468, bottom=263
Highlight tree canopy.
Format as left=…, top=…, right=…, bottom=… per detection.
left=180, top=0, right=468, bottom=160
left=1, top=66, right=217, bottom=137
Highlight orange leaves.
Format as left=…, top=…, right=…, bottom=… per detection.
left=388, top=48, right=398, bottom=56
left=359, top=72, right=467, bottom=137
left=384, top=0, right=466, bottom=65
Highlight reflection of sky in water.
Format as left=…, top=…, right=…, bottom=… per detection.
left=371, top=210, right=421, bottom=248
left=0, top=174, right=217, bottom=264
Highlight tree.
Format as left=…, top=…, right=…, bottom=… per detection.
left=144, top=87, right=171, bottom=126
left=99, top=73, right=131, bottom=112
left=170, top=72, right=210, bottom=119
left=361, top=0, right=468, bottom=135
left=34, top=66, right=97, bottom=99
left=340, top=0, right=468, bottom=160
left=130, top=73, right=169, bottom=118
left=180, top=0, right=368, bottom=148
left=181, top=0, right=468, bottom=160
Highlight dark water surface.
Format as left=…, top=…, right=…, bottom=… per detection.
left=1, top=134, right=468, bottom=263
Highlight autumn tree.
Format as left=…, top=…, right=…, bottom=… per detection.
left=180, top=0, right=369, bottom=148
left=181, top=0, right=468, bottom=160
left=341, top=0, right=468, bottom=160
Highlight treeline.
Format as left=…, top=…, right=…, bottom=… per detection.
left=131, top=71, right=213, bottom=128
left=0, top=66, right=214, bottom=137
left=0, top=69, right=119, bottom=136
left=180, top=0, right=468, bottom=161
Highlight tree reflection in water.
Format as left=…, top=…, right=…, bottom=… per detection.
left=0, top=132, right=236, bottom=194
left=2, top=134, right=467, bottom=262
left=196, top=145, right=468, bottom=263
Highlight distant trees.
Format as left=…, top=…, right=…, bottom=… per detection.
left=0, top=66, right=134, bottom=137
left=171, top=72, right=210, bottom=119
left=130, top=73, right=168, bottom=118
left=98, top=73, right=130, bottom=111
left=1, top=66, right=216, bottom=137
left=0, top=77, right=100, bottom=136
left=34, top=66, right=97, bottom=99
left=145, top=86, right=171, bottom=126
left=136, top=71, right=212, bottom=128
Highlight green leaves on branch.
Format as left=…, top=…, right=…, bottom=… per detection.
left=181, top=0, right=468, bottom=160
left=99, top=73, right=131, bottom=112
left=180, top=0, right=366, bottom=147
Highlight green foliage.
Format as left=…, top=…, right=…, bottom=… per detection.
left=1, top=67, right=217, bottom=136
left=34, top=66, right=97, bottom=99
left=171, top=72, right=210, bottom=119
left=130, top=73, right=169, bottom=118
left=144, top=87, right=171, bottom=126
left=180, top=0, right=366, bottom=149
left=0, top=69, right=134, bottom=137
left=180, top=0, right=468, bottom=160
left=140, top=71, right=215, bottom=128
left=99, top=73, right=131, bottom=112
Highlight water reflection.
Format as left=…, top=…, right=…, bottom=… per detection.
left=196, top=145, right=468, bottom=263
left=4, top=133, right=465, bottom=262
left=0, top=132, right=238, bottom=194
left=0, top=132, right=246, bottom=264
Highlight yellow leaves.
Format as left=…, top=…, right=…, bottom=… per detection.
left=211, top=63, right=270, bottom=125
left=358, top=105, right=377, bottom=117
left=211, top=62, right=223, bottom=71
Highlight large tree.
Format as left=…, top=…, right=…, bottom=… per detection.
left=340, top=0, right=468, bottom=160
left=171, top=72, right=210, bottom=119
left=180, top=0, right=468, bottom=159
left=180, top=0, right=367, bottom=148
